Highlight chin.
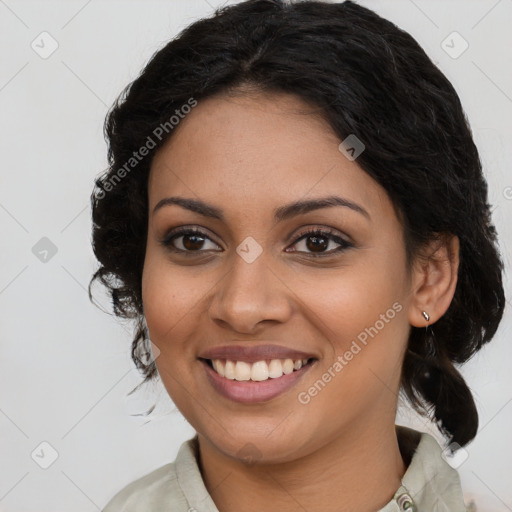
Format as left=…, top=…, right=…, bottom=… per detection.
left=196, top=417, right=320, bottom=466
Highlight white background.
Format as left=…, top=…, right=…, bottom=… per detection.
left=1, top=1, right=511, bottom=510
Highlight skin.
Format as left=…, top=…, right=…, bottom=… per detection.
left=142, top=90, right=460, bottom=512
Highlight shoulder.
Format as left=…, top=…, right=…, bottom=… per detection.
left=102, top=461, right=188, bottom=511
left=102, top=439, right=196, bottom=512
left=397, top=425, right=468, bottom=511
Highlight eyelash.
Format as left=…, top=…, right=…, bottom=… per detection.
left=160, top=226, right=353, bottom=258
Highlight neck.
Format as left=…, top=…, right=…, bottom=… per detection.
left=198, top=420, right=406, bottom=512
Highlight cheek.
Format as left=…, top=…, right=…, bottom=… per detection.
left=295, top=245, right=410, bottom=396
left=141, top=254, right=214, bottom=424
left=141, top=252, right=213, bottom=358
left=300, top=251, right=407, bottom=345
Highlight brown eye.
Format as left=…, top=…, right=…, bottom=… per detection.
left=182, top=233, right=206, bottom=251
left=287, top=228, right=352, bottom=257
left=304, top=234, right=329, bottom=252
left=160, top=228, right=220, bottom=253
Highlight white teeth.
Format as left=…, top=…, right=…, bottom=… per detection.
left=234, top=361, right=251, bottom=381
left=269, top=359, right=284, bottom=378
left=282, top=359, right=294, bottom=374
left=224, top=360, right=236, bottom=379
left=251, top=361, right=269, bottom=381
left=215, top=360, right=225, bottom=377
left=211, top=358, right=310, bottom=381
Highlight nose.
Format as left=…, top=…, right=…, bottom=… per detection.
left=207, top=248, right=294, bottom=335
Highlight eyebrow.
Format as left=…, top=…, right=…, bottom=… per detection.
left=152, top=195, right=370, bottom=222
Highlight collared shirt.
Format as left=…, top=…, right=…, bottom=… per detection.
left=102, top=426, right=470, bottom=511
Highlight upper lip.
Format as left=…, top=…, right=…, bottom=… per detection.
left=199, top=344, right=317, bottom=363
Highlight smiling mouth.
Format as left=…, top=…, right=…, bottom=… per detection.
left=201, top=358, right=316, bottom=382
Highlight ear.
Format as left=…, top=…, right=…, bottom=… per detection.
left=407, top=233, right=460, bottom=327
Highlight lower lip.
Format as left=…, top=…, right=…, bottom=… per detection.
left=201, top=360, right=314, bottom=404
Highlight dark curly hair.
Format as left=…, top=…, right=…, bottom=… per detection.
left=89, top=0, right=505, bottom=447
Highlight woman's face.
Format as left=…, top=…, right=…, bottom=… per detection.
left=142, top=91, right=417, bottom=463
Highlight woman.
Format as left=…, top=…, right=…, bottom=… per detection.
left=90, top=1, right=505, bottom=510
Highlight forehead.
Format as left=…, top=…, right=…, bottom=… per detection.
left=148, top=92, right=393, bottom=223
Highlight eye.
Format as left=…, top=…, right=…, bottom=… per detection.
left=160, top=227, right=221, bottom=254
left=286, top=227, right=353, bottom=257
left=160, top=226, right=353, bottom=257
